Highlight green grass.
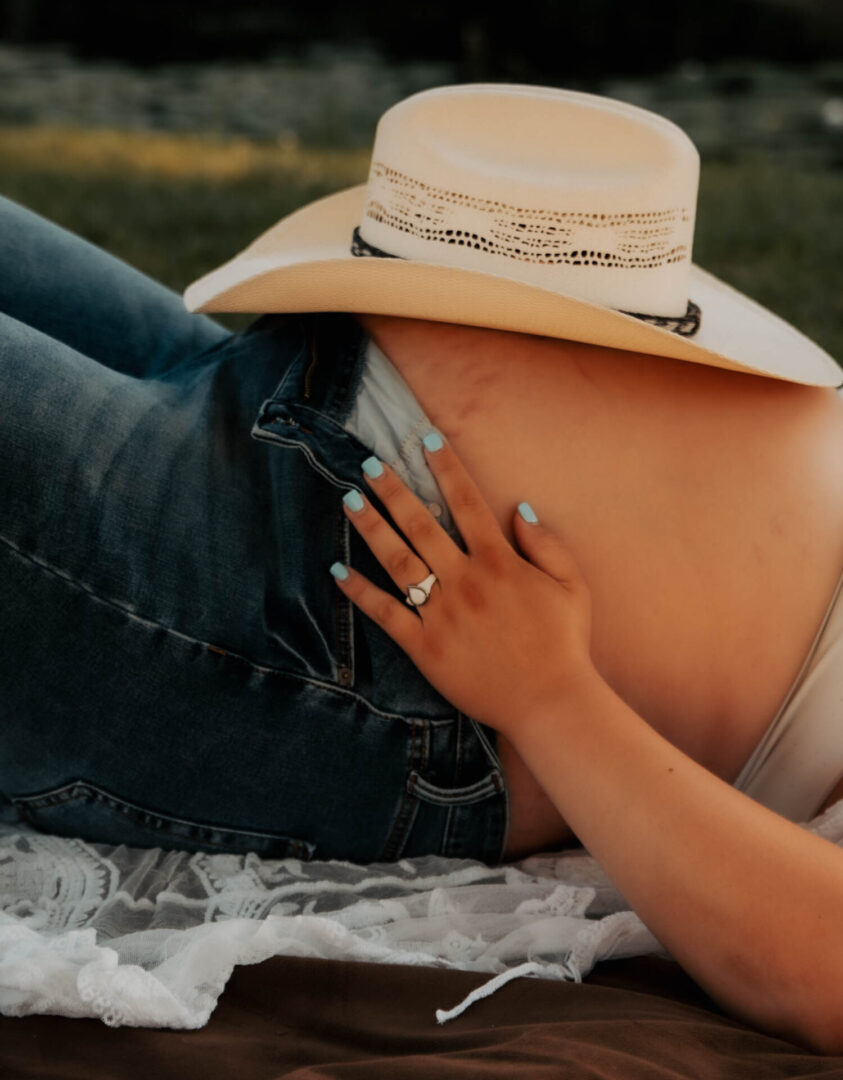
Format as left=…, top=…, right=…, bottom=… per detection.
left=0, top=126, right=840, bottom=357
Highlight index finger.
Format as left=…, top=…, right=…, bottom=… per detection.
left=422, top=431, right=508, bottom=556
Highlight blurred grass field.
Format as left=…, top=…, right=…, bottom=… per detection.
left=0, top=124, right=840, bottom=360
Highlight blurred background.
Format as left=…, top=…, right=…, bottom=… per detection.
left=0, top=0, right=840, bottom=352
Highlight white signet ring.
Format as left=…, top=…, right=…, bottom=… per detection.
left=405, top=572, right=438, bottom=608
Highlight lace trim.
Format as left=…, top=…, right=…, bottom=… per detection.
left=351, top=226, right=701, bottom=337
left=3, top=795, right=843, bottom=1028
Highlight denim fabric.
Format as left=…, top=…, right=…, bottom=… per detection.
left=0, top=194, right=509, bottom=865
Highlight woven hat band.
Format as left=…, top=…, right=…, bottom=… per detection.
left=350, top=226, right=701, bottom=337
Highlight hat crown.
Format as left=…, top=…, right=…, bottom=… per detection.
left=358, top=83, right=701, bottom=317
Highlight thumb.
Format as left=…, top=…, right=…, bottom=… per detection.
left=513, top=502, right=585, bottom=589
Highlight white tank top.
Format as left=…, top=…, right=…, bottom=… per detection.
left=732, top=562, right=843, bottom=822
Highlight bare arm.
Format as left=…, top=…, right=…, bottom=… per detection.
left=333, top=432, right=843, bottom=1053
left=512, top=669, right=843, bottom=1053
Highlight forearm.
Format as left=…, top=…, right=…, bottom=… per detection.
left=510, top=670, right=843, bottom=1052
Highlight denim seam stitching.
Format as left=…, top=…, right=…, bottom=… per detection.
left=440, top=804, right=455, bottom=856
left=334, top=506, right=354, bottom=684
left=380, top=717, right=423, bottom=861
left=463, top=712, right=510, bottom=863
left=249, top=424, right=355, bottom=491
left=408, top=771, right=503, bottom=804
left=259, top=400, right=367, bottom=441
left=0, top=531, right=451, bottom=726
left=11, top=779, right=316, bottom=857
left=455, top=711, right=465, bottom=782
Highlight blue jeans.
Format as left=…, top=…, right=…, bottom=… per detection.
left=0, top=194, right=509, bottom=865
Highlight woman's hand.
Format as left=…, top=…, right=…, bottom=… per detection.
left=329, top=430, right=598, bottom=739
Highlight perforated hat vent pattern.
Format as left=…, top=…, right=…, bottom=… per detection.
left=363, top=162, right=692, bottom=272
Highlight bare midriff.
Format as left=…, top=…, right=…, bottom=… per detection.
left=357, top=316, right=843, bottom=862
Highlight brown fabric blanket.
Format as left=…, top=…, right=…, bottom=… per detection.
left=2, top=955, right=841, bottom=1078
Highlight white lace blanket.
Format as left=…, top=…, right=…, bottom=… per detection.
left=3, top=800, right=843, bottom=1030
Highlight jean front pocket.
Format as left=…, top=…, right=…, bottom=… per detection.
left=10, top=779, right=316, bottom=859
left=406, top=769, right=505, bottom=807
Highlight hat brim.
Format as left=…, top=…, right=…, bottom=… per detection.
left=183, top=184, right=842, bottom=388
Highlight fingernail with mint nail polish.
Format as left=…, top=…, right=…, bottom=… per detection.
left=518, top=501, right=538, bottom=524
left=343, top=490, right=364, bottom=513
left=423, top=431, right=443, bottom=453
left=330, top=562, right=349, bottom=581
left=362, top=456, right=383, bottom=479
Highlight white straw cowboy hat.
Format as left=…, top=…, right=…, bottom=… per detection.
left=183, top=82, right=843, bottom=388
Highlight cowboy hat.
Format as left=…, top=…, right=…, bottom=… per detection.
left=182, top=82, right=843, bottom=388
